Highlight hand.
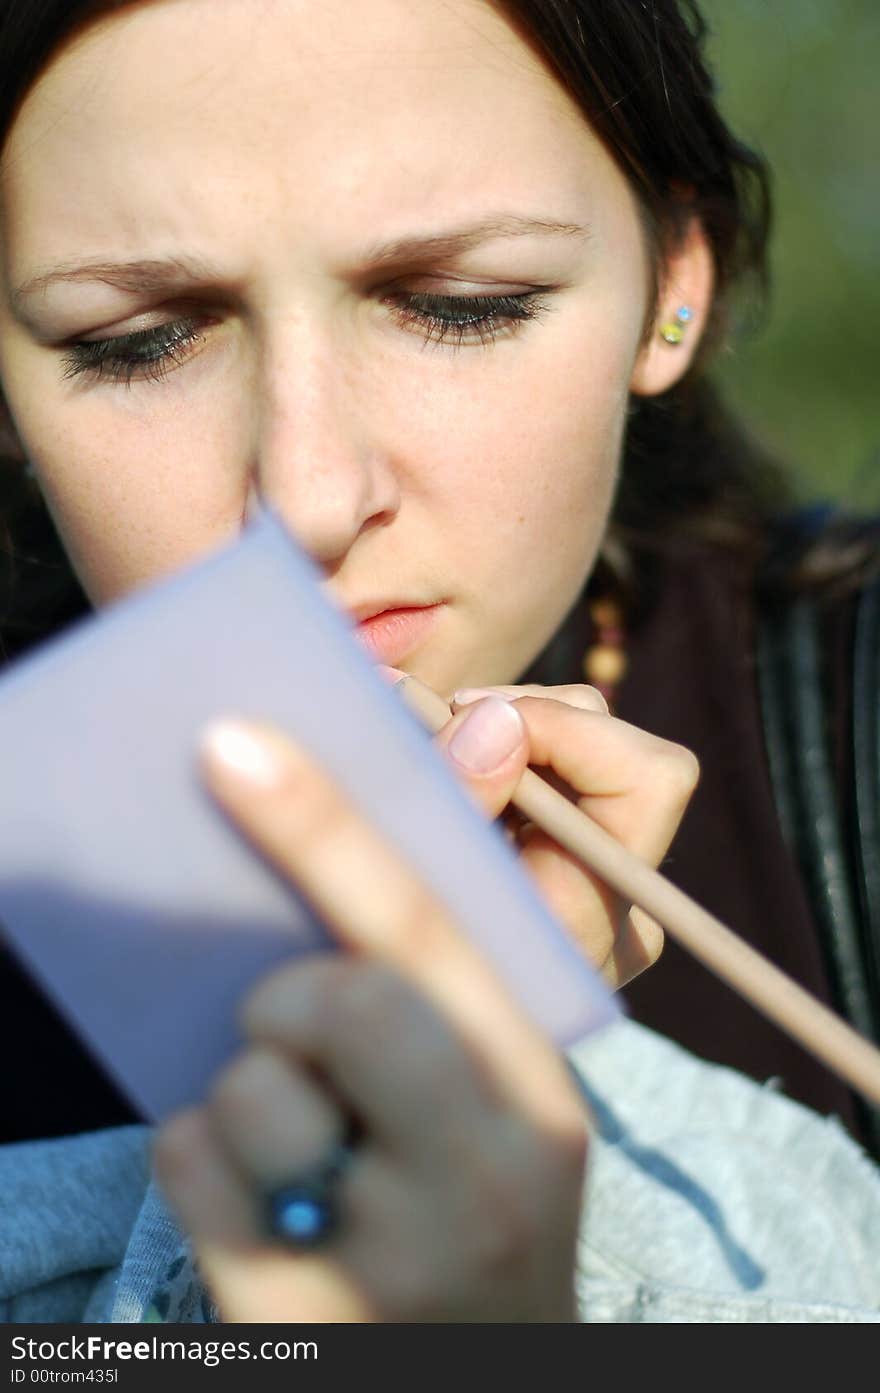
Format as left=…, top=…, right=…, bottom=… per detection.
left=155, top=720, right=590, bottom=1323
left=432, top=682, right=700, bottom=987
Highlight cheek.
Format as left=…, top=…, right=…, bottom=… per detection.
left=6, top=365, right=250, bottom=605
left=400, top=325, right=631, bottom=687
left=423, top=327, right=630, bottom=570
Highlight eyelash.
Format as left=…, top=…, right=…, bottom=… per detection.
left=59, top=291, right=550, bottom=387
left=387, top=290, right=549, bottom=349
left=60, top=320, right=205, bottom=387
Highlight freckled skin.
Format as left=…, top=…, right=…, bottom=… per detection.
left=0, top=13, right=713, bottom=1313
left=0, top=0, right=700, bottom=698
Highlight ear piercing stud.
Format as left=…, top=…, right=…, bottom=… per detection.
left=659, top=305, right=693, bottom=345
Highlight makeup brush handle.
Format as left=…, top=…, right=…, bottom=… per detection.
left=396, top=674, right=880, bottom=1108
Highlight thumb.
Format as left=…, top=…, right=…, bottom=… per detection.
left=434, top=695, right=530, bottom=820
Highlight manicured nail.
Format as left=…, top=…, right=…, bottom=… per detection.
left=199, top=720, right=284, bottom=789
left=452, top=687, right=514, bottom=706
left=448, top=696, right=524, bottom=774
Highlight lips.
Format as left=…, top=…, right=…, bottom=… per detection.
left=353, top=603, right=444, bottom=665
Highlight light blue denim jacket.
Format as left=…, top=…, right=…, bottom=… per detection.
left=2, top=1020, right=879, bottom=1323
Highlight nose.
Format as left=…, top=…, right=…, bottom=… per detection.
left=250, top=340, right=400, bottom=567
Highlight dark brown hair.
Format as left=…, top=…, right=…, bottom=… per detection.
left=0, top=0, right=872, bottom=662
left=499, top=1, right=879, bottom=613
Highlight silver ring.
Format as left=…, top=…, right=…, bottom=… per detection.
left=265, top=1139, right=356, bottom=1248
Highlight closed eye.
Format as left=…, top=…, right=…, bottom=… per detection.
left=60, top=318, right=207, bottom=386
left=58, top=289, right=553, bottom=387
left=383, top=289, right=552, bottom=348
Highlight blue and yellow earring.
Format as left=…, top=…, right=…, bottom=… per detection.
left=659, top=305, right=693, bottom=345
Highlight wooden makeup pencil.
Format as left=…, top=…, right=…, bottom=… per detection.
left=392, top=671, right=880, bottom=1109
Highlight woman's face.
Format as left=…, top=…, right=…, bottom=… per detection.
left=0, top=0, right=685, bottom=696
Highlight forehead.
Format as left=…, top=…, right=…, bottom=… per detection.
left=0, top=0, right=626, bottom=279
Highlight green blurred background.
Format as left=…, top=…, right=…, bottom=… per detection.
left=699, top=0, right=879, bottom=506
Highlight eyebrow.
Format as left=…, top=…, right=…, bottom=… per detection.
left=10, top=216, right=590, bottom=312
left=359, top=215, right=591, bottom=268
left=10, top=253, right=226, bottom=311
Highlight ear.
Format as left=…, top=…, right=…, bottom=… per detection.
left=629, top=216, right=715, bottom=397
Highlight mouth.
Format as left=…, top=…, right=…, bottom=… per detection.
left=352, top=604, right=444, bottom=665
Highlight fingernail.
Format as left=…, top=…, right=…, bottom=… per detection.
left=452, top=687, right=514, bottom=706
left=199, top=720, right=284, bottom=789
left=448, top=696, right=524, bottom=774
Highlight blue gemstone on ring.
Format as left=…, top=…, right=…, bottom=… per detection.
left=269, top=1186, right=336, bottom=1246
left=266, top=1137, right=356, bottom=1248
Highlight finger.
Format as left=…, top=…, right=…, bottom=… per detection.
left=433, top=695, right=532, bottom=821
left=488, top=697, right=700, bottom=865
left=206, top=1046, right=346, bottom=1188
left=435, top=688, right=608, bottom=827
left=198, top=720, right=579, bottom=1128
left=516, top=825, right=623, bottom=969
left=452, top=683, right=609, bottom=715
left=443, top=699, right=692, bottom=981
left=515, top=819, right=665, bottom=989
left=515, top=826, right=665, bottom=983
left=370, top=679, right=672, bottom=983
left=154, top=1107, right=375, bottom=1322
left=241, top=957, right=507, bottom=1157
left=154, top=1107, right=260, bottom=1245
left=601, top=908, right=665, bottom=990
